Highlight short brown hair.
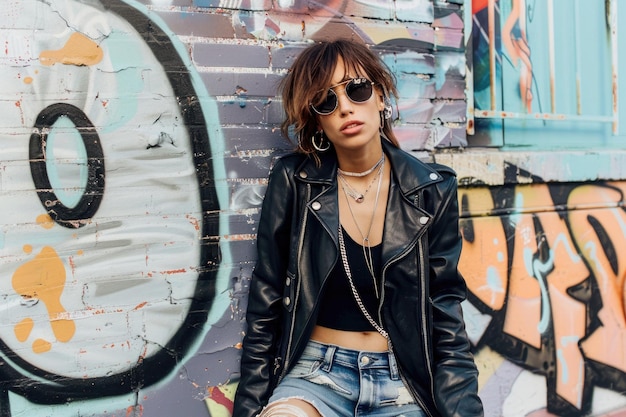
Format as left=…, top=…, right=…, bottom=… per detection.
left=279, top=40, right=399, bottom=160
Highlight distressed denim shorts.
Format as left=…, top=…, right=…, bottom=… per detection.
left=266, top=340, right=427, bottom=417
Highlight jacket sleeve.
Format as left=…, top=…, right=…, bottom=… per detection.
left=233, top=158, right=294, bottom=417
left=427, top=170, right=484, bottom=417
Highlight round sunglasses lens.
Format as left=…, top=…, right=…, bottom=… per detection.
left=346, top=80, right=372, bottom=102
left=313, top=90, right=337, bottom=114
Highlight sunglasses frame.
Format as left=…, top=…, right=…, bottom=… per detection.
left=310, top=77, right=375, bottom=115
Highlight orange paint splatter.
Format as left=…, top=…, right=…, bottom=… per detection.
left=15, top=100, right=24, bottom=125
left=133, top=302, right=148, bottom=311
left=186, top=215, right=200, bottom=231
left=125, top=405, right=143, bottom=417
left=68, top=256, right=76, bottom=275
left=39, top=32, right=103, bottom=67
left=12, top=246, right=76, bottom=349
left=24, top=77, right=33, bottom=84
left=36, top=213, right=55, bottom=229
left=32, top=338, right=52, bottom=353
left=23, top=244, right=32, bottom=254
left=14, top=318, right=34, bottom=342
left=163, top=268, right=186, bottom=275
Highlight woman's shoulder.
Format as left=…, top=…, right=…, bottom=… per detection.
left=269, top=151, right=308, bottom=172
left=266, top=152, right=311, bottom=182
left=426, top=161, right=456, bottom=177
left=386, top=144, right=457, bottom=184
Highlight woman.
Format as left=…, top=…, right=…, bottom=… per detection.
left=233, top=39, right=483, bottom=417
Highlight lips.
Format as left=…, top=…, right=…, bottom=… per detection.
left=340, top=120, right=364, bottom=133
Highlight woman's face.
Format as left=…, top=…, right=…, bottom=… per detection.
left=315, top=58, right=385, bottom=155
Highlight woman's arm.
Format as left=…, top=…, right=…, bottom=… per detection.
left=428, top=170, right=484, bottom=417
left=233, top=158, right=294, bottom=417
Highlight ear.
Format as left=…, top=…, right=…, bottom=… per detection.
left=377, top=93, right=386, bottom=111
left=375, top=85, right=387, bottom=110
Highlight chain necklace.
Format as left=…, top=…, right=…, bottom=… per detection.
left=338, top=226, right=388, bottom=339
left=337, top=154, right=384, bottom=177
left=338, top=155, right=385, bottom=298
left=337, top=160, right=383, bottom=203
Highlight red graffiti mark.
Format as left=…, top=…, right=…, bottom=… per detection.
left=472, top=0, right=490, bottom=14
left=209, top=386, right=234, bottom=413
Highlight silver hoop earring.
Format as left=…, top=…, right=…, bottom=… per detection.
left=384, top=104, right=393, bottom=120
left=380, top=97, right=392, bottom=128
left=383, top=97, right=393, bottom=120
left=312, top=130, right=330, bottom=152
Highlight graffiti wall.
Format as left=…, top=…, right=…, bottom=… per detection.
left=455, top=1, right=626, bottom=416
left=0, top=0, right=624, bottom=416
left=457, top=175, right=626, bottom=417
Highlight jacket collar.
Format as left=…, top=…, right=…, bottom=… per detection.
left=294, top=138, right=443, bottom=195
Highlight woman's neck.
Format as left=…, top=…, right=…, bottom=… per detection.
left=335, top=143, right=384, bottom=174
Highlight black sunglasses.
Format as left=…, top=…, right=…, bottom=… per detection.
left=310, top=77, right=375, bottom=115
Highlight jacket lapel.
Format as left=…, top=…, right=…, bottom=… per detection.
left=380, top=141, right=443, bottom=268
left=295, top=152, right=339, bottom=247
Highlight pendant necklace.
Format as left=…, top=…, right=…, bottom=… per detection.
left=338, top=154, right=385, bottom=297
left=338, top=168, right=380, bottom=203
left=337, top=154, right=385, bottom=203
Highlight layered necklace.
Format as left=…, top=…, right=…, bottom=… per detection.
left=337, top=154, right=388, bottom=339
left=337, top=154, right=384, bottom=203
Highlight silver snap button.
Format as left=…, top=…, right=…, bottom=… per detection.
left=419, top=216, right=429, bottom=225
left=299, top=171, right=308, bottom=178
left=284, top=297, right=291, bottom=306
left=311, top=201, right=321, bottom=210
left=361, top=356, right=370, bottom=365
left=429, top=173, right=438, bottom=180
left=286, top=277, right=291, bottom=286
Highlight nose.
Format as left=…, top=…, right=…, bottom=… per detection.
left=334, top=87, right=354, bottom=114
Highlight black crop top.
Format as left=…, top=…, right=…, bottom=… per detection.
left=316, top=227, right=383, bottom=331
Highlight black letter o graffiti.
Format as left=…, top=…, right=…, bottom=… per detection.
left=29, top=103, right=105, bottom=228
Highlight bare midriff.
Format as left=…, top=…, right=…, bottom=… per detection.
left=310, top=324, right=389, bottom=352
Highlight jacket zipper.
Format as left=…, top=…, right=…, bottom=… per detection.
left=378, top=191, right=436, bottom=417
left=277, top=183, right=311, bottom=384
left=416, top=191, right=437, bottom=414
left=379, top=238, right=434, bottom=417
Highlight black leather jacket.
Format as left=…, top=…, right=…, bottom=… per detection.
left=234, top=140, right=483, bottom=417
